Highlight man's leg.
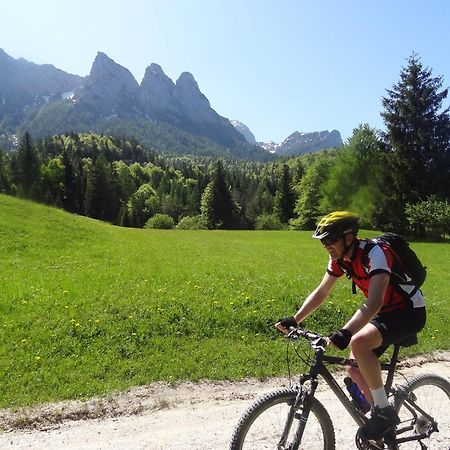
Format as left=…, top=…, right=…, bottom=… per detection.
left=350, top=323, right=399, bottom=440
left=350, top=323, right=383, bottom=390
left=346, top=359, right=373, bottom=404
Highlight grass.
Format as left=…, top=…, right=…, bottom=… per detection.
left=0, top=194, right=449, bottom=409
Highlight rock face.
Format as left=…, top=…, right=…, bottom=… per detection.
left=74, top=52, right=140, bottom=116
left=278, top=130, right=342, bottom=155
left=175, top=72, right=212, bottom=123
left=259, top=130, right=342, bottom=155
left=140, top=63, right=177, bottom=117
left=0, top=48, right=84, bottom=129
left=139, top=66, right=244, bottom=146
left=230, top=119, right=256, bottom=144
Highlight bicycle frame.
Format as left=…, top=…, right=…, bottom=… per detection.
left=290, top=330, right=406, bottom=448
left=300, top=349, right=401, bottom=426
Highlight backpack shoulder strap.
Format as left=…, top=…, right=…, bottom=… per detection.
left=338, top=239, right=373, bottom=294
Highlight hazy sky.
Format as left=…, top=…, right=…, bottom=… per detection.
left=2, top=0, right=450, bottom=143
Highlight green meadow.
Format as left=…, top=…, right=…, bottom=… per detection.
left=0, top=194, right=449, bottom=409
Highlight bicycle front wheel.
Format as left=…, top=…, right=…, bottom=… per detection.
left=395, top=373, right=450, bottom=449
left=229, top=388, right=335, bottom=450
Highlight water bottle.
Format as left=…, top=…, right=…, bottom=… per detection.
left=344, top=377, right=371, bottom=413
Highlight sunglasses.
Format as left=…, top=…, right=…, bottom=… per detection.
left=320, top=235, right=342, bottom=246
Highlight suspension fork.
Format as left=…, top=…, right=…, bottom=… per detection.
left=290, top=375, right=319, bottom=450
left=288, top=347, right=324, bottom=449
left=274, top=376, right=318, bottom=450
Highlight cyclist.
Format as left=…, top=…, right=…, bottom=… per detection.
left=276, top=211, right=426, bottom=441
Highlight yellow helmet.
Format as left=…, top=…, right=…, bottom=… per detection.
left=313, top=211, right=359, bottom=240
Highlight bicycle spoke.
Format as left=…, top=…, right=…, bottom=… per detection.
left=396, top=374, right=450, bottom=449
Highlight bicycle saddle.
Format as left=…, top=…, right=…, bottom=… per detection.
left=397, top=335, right=418, bottom=347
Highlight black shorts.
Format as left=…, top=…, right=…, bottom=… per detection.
left=371, top=306, right=426, bottom=357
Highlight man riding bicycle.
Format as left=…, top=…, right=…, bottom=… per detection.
left=276, top=211, right=426, bottom=441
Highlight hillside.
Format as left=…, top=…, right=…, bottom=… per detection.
left=0, top=194, right=448, bottom=410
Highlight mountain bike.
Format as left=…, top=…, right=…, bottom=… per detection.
left=229, top=327, right=450, bottom=449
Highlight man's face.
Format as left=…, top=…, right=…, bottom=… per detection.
left=321, top=235, right=345, bottom=260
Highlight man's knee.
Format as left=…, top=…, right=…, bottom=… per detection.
left=350, top=328, right=382, bottom=356
left=346, top=365, right=361, bottom=380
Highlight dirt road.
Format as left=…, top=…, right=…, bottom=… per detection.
left=0, top=353, right=449, bottom=450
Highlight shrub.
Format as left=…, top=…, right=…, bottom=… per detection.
left=255, top=214, right=285, bottom=230
left=176, top=215, right=207, bottom=230
left=145, top=213, right=175, bottom=229
left=405, top=197, right=450, bottom=239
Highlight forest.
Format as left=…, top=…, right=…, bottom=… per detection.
left=0, top=55, right=449, bottom=238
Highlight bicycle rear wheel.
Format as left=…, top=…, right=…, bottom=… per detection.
left=229, top=388, right=335, bottom=450
left=395, top=373, right=450, bottom=449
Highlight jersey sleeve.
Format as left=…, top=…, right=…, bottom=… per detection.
left=327, top=258, right=344, bottom=277
left=366, top=244, right=394, bottom=276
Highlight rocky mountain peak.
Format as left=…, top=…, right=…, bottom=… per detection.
left=75, top=52, right=140, bottom=116
left=175, top=72, right=211, bottom=122
left=275, top=130, right=342, bottom=156
left=140, top=63, right=176, bottom=115
left=176, top=71, right=197, bottom=85
left=146, top=63, right=166, bottom=77
left=89, top=52, right=139, bottom=90
left=141, top=63, right=175, bottom=90
left=0, top=48, right=11, bottom=62
left=230, top=120, right=256, bottom=144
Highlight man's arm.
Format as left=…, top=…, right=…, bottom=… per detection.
left=343, top=272, right=389, bottom=335
left=276, top=272, right=338, bottom=333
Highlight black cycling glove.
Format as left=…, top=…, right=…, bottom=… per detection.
left=329, top=328, right=352, bottom=350
left=278, top=317, right=298, bottom=329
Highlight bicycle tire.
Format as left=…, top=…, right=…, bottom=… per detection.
left=229, top=387, right=336, bottom=450
left=394, top=372, right=450, bottom=449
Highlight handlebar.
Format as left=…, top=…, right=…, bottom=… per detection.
left=285, top=326, right=329, bottom=350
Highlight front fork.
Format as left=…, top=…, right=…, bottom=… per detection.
left=275, top=374, right=318, bottom=450
left=291, top=375, right=319, bottom=450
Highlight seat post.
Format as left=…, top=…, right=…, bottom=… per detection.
left=384, top=344, right=401, bottom=394
left=384, top=335, right=418, bottom=394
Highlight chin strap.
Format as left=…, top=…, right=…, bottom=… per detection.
left=343, top=233, right=357, bottom=255
left=343, top=235, right=359, bottom=295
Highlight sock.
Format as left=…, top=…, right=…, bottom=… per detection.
left=370, top=386, right=389, bottom=409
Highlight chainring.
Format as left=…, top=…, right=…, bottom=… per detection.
left=355, top=429, right=386, bottom=450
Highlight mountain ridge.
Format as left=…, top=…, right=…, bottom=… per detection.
left=0, top=49, right=341, bottom=159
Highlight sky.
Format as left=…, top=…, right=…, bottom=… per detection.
left=2, top=0, right=450, bottom=143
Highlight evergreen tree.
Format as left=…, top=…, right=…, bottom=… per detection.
left=84, top=154, right=119, bottom=222
left=381, top=54, right=450, bottom=222
left=200, top=159, right=238, bottom=229
left=0, top=149, right=10, bottom=193
left=61, top=146, right=81, bottom=213
left=273, top=164, right=295, bottom=223
left=13, top=132, right=40, bottom=199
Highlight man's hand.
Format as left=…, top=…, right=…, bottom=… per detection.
left=275, top=317, right=298, bottom=334
left=329, top=328, right=352, bottom=350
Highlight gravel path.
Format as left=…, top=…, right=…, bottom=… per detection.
left=0, top=352, right=449, bottom=449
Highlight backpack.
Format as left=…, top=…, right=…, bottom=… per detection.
left=370, top=233, right=427, bottom=287
left=338, top=232, right=427, bottom=294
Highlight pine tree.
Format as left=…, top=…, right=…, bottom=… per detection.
left=62, top=146, right=79, bottom=212
left=200, top=160, right=238, bottom=229
left=84, top=154, right=120, bottom=222
left=13, top=132, right=40, bottom=198
left=381, top=54, right=450, bottom=209
left=0, top=149, right=10, bottom=193
left=273, top=164, right=295, bottom=223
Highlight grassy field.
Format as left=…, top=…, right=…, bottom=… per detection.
left=0, top=194, right=449, bottom=409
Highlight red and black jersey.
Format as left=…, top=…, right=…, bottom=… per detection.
left=327, top=239, right=425, bottom=313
